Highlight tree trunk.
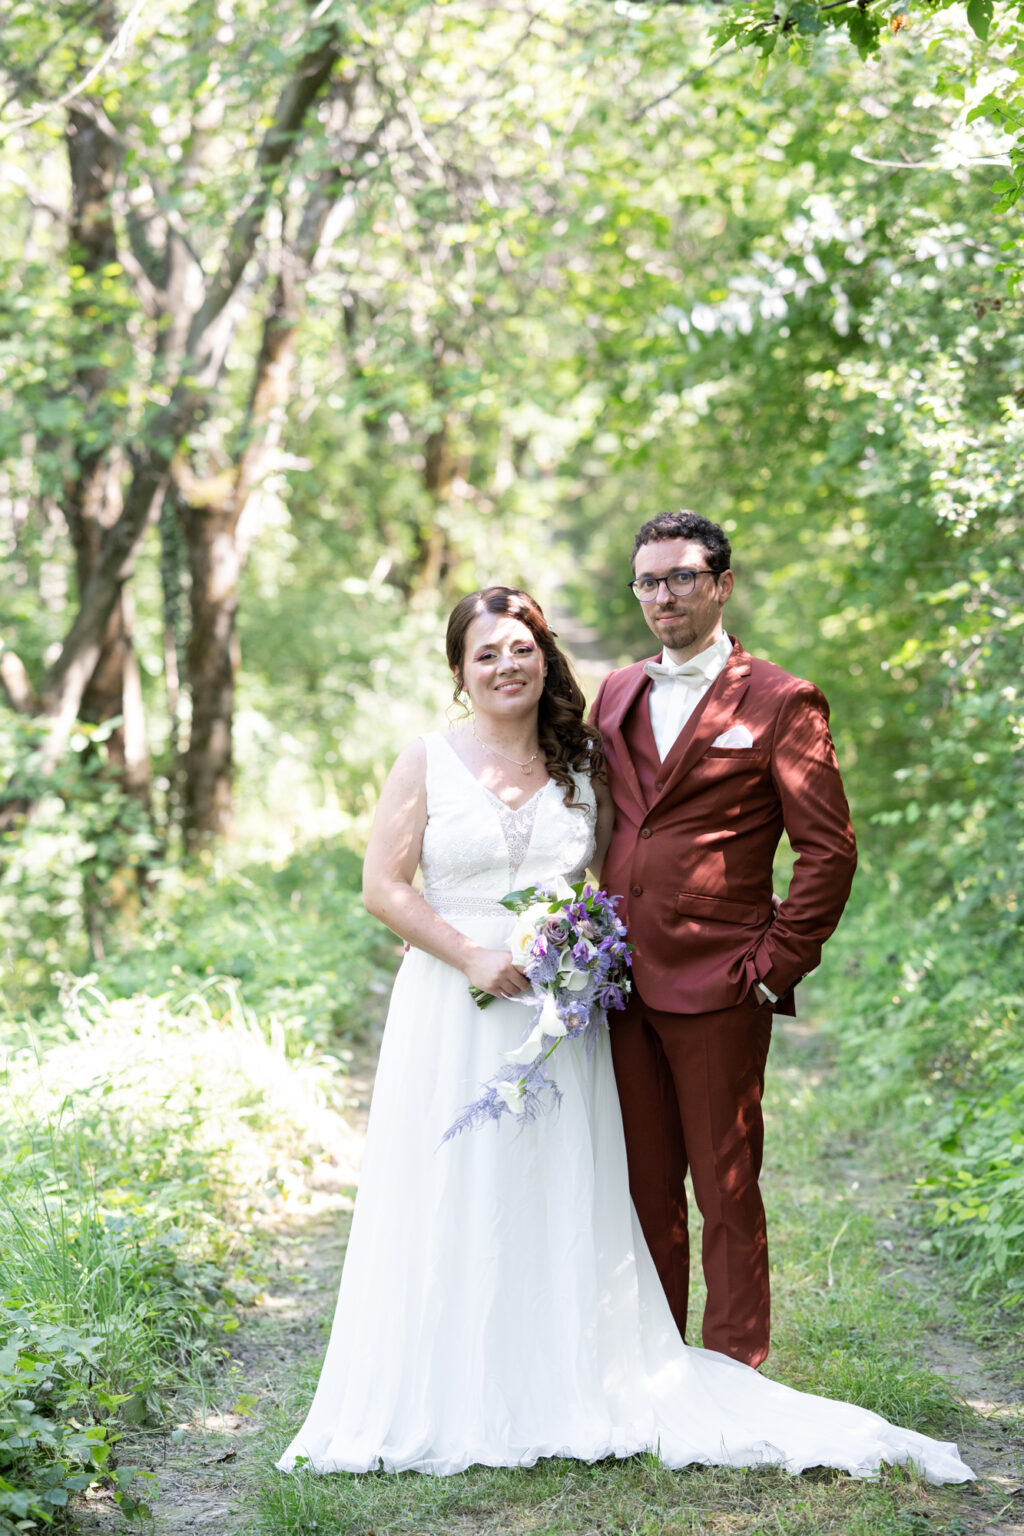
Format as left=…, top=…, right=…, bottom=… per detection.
left=416, top=416, right=456, bottom=592
left=159, top=488, right=189, bottom=843
left=182, top=502, right=241, bottom=845
left=64, top=91, right=152, bottom=802
left=179, top=159, right=350, bottom=845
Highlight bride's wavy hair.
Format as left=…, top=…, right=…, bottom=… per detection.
left=446, top=587, right=605, bottom=807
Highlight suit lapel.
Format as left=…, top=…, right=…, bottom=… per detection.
left=602, top=660, right=652, bottom=815
left=655, top=638, right=753, bottom=801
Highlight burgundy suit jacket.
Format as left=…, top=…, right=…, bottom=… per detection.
left=591, top=638, right=857, bottom=1015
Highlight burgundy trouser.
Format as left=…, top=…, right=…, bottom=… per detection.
left=611, top=988, right=773, bottom=1369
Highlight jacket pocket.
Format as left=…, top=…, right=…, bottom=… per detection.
left=675, top=890, right=762, bottom=927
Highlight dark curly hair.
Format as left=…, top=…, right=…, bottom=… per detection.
left=631, top=510, right=731, bottom=575
left=446, top=586, right=605, bottom=807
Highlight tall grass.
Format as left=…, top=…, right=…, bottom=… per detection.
left=0, top=974, right=367, bottom=1533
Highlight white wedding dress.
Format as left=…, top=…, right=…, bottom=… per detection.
left=278, top=732, right=971, bottom=1484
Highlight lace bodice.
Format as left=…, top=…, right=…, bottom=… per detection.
left=420, top=733, right=596, bottom=920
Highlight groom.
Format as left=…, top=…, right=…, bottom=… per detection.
left=591, top=511, right=857, bottom=1369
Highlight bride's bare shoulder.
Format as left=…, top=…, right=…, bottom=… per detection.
left=373, top=738, right=430, bottom=812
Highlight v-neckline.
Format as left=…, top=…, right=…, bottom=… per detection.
left=437, top=734, right=551, bottom=815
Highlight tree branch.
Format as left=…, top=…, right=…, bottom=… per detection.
left=627, top=42, right=737, bottom=123
left=0, top=0, right=110, bottom=114
left=184, top=16, right=342, bottom=362
left=0, top=650, right=40, bottom=715
left=0, top=0, right=150, bottom=138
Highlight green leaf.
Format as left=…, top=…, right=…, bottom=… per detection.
left=847, top=6, right=882, bottom=55
left=966, top=0, right=993, bottom=38
left=789, top=2, right=825, bottom=34
left=966, top=93, right=998, bottom=125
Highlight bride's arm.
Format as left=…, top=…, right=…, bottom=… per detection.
left=589, top=773, right=615, bottom=884
left=362, top=739, right=530, bottom=1000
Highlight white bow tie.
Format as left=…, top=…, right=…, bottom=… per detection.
left=644, top=660, right=708, bottom=683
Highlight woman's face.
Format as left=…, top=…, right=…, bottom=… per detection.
left=459, top=611, right=547, bottom=722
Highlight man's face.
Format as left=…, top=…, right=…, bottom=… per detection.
left=633, top=537, right=734, bottom=662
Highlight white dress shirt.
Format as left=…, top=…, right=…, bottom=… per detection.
left=644, top=630, right=733, bottom=761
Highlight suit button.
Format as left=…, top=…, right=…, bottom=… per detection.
left=654, top=781, right=664, bottom=792
left=640, top=827, right=652, bottom=839
left=631, top=883, right=643, bottom=897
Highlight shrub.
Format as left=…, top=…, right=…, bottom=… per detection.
left=71, top=842, right=394, bottom=1052
left=817, top=841, right=1024, bottom=1302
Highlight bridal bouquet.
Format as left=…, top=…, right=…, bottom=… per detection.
left=442, top=877, right=632, bottom=1141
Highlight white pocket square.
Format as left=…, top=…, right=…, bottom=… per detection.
left=712, top=725, right=754, bottom=749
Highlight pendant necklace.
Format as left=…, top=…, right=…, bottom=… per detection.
left=472, top=721, right=540, bottom=775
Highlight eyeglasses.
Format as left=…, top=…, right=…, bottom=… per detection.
left=628, top=569, right=718, bottom=602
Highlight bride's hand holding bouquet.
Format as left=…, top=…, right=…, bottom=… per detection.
left=462, top=947, right=530, bottom=1002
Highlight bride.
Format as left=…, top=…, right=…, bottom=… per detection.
left=278, top=585, right=971, bottom=1484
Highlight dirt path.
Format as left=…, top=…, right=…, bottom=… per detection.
left=76, top=1030, right=1023, bottom=1535
left=893, top=1280, right=1024, bottom=1534
left=924, top=1330, right=1024, bottom=1524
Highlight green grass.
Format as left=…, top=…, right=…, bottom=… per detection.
left=251, top=1453, right=971, bottom=1536
left=758, top=1032, right=969, bottom=1436
left=811, top=864, right=1024, bottom=1306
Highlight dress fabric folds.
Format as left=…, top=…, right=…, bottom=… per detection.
left=278, top=733, right=971, bottom=1485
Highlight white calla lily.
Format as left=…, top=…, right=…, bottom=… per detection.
left=502, top=1020, right=548, bottom=1065
left=538, top=992, right=568, bottom=1036
left=495, top=1080, right=527, bottom=1115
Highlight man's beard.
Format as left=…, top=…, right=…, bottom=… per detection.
left=650, top=611, right=697, bottom=648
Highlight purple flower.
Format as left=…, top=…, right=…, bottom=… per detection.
left=590, top=951, right=612, bottom=985
left=526, top=943, right=560, bottom=985
left=561, top=1002, right=589, bottom=1034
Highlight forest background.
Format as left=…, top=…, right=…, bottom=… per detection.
left=0, top=0, right=1021, bottom=1527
